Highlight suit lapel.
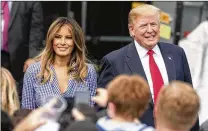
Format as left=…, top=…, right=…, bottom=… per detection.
left=126, top=42, right=147, bottom=80
left=9, top=2, right=20, bottom=31
left=125, top=42, right=154, bottom=107
left=158, top=43, right=176, bottom=82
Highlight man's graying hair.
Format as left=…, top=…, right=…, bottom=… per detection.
left=128, top=4, right=161, bottom=25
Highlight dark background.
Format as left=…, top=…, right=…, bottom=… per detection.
left=42, top=2, right=153, bottom=63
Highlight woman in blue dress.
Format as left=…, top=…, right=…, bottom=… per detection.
left=21, top=17, right=97, bottom=109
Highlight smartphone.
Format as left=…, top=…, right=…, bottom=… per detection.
left=63, top=97, right=74, bottom=113
left=74, top=89, right=90, bottom=107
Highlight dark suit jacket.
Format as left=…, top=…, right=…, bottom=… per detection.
left=8, top=2, right=44, bottom=81
left=98, top=42, right=199, bottom=131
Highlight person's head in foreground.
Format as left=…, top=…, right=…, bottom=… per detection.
left=1, top=110, right=14, bottom=131
left=107, top=74, right=150, bottom=120
left=96, top=75, right=154, bottom=131
left=128, top=4, right=161, bottom=50
left=1, top=67, right=20, bottom=116
left=155, top=81, right=200, bottom=131
left=36, top=17, right=88, bottom=83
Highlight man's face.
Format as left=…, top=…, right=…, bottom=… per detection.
left=129, top=15, right=160, bottom=49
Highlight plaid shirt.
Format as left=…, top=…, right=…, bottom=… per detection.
left=21, top=62, right=97, bottom=109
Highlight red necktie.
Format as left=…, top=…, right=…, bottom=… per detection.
left=1, top=1, right=10, bottom=52
left=147, top=50, right=164, bottom=104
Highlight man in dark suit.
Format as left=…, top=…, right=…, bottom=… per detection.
left=1, top=1, right=44, bottom=82
left=98, top=4, right=199, bottom=131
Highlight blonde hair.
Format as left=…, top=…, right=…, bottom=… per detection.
left=107, top=75, right=150, bottom=119
left=35, top=17, right=89, bottom=83
left=156, top=81, right=200, bottom=130
left=1, top=67, right=20, bottom=116
left=128, top=4, right=161, bottom=25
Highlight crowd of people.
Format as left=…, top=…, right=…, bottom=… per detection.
left=1, top=2, right=207, bottom=131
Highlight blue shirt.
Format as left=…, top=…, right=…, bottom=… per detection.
left=96, top=116, right=155, bottom=131
left=21, top=62, right=97, bottom=109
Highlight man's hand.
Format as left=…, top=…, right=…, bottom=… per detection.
left=72, top=108, right=86, bottom=121
left=14, top=107, right=48, bottom=131
left=23, top=58, right=36, bottom=72
left=14, top=99, right=56, bottom=131
left=92, top=88, right=108, bottom=107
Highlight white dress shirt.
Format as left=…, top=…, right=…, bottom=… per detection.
left=134, top=40, right=169, bottom=100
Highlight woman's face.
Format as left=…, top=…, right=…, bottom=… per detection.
left=53, top=24, right=74, bottom=58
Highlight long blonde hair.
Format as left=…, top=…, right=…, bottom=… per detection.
left=35, top=17, right=89, bottom=83
left=1, top=67, right=20, bottom=116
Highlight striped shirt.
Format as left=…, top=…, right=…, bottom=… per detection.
left=21, top=62, right=97, bottom=109
left=96, top=117, right=155, bottom=131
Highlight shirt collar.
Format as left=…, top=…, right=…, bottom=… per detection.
left=134, top=40, right=160, bottom=58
